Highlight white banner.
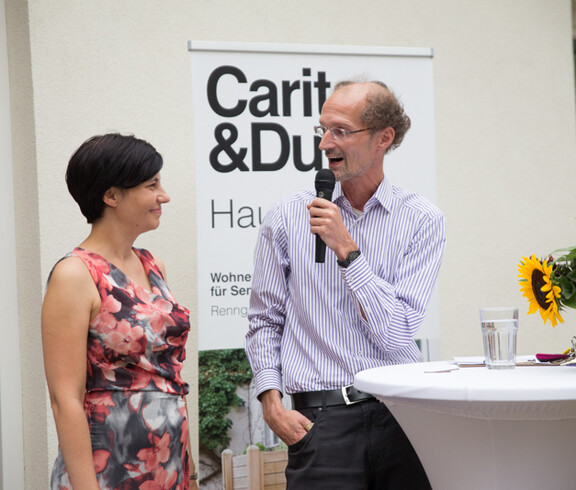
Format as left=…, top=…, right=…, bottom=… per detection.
left=189, top=41, right=438, bottom=351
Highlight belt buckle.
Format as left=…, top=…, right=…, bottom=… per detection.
left=341, top=385, right=361, bottom=405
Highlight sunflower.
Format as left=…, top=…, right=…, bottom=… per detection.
left=518, top=254, right=564, bottom=327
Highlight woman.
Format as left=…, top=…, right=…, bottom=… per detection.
left=42, top=133, right=198, bottom=489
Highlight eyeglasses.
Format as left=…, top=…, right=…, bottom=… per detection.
left=313, top=125, right=372, bottom=140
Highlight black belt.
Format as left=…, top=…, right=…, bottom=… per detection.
left=291, top=385, right=375, bottom=410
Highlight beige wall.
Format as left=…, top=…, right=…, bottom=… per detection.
left=5, top=0, right=576, bottom=486
left=1, top=0, right=24, bottom=487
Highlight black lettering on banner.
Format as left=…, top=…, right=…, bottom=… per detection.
left=231, top=285, right=251, bottom=296
left=313, top=69, right=331, bottom=114
left=209, top=123, right=249, bottom=172
left=211, top=199, right=264, bottom=228
left=293, top=135, right=323, bottom=172
left=281, top=80, right=300, bottom=117
left=237, top=206, right=259, bottom=229
left=210, top=272, right=252, bottom=282
left=207, top=65, right=247, bottom=117
left=207, top=66, right=331, bottom=119
left=251, top=123, right=289, bottom=171
left=211, top=199, right=233, bottom=228
left=206, top=66, right=333, bottom=173
left=249, top=79, right=279, bottom=117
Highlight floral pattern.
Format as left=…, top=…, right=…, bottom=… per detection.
left=50, top=248, right=191, bottom=489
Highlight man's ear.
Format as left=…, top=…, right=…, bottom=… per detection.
left=378, top=127, right=395, bottom=151
left=102, top=187, right=120, bottom=208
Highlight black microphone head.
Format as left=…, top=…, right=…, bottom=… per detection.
left=314, top=169, right=335, bottom=193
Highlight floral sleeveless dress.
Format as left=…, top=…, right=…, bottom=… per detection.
left=50, top=248, right=191, bottom=490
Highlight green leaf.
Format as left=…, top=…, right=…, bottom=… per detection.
left=561, top=294, right=576, bottom=309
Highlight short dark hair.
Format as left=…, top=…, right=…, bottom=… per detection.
left=334, top=80, right=411, bottom=153
left=66, top=133, right=163, bottom=223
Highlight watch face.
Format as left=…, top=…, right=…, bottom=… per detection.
left=338, top=250, right=361, bottom=267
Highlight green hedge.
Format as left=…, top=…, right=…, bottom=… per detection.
left=198, top=348, right=253, bottom=452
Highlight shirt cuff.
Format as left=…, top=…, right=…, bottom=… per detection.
left=340, top=254, right=372, bottom=291
left=253, top=368, right=284, bottom=399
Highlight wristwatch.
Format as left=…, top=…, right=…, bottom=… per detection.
left=337, top=250, right=361, bottom=268
left=190, top=471, right=198, bottom=481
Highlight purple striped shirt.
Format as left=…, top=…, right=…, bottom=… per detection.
left=246, top=176, right=446, bottom=396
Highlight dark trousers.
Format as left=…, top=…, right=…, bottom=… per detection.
left=286, top=399, right=431, bottom=490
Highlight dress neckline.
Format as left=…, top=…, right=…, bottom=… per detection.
left=74, top=247, right=154, bottom=294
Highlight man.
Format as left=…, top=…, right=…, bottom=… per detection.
left=246, top=80, right=446, bottom=489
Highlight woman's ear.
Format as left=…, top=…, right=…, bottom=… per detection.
left=102, top=187, right=120, bottom=208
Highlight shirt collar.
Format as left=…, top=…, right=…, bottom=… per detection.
left=333, top=176, right=393, bottom=214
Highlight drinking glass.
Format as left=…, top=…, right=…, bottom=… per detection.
left=479, top=307, right=519, bottom=369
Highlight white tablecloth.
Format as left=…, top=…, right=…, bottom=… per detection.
left=354, top=361, right=576, bottom=490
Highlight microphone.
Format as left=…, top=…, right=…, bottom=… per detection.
left=314, top=169, right=336, bottom=263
